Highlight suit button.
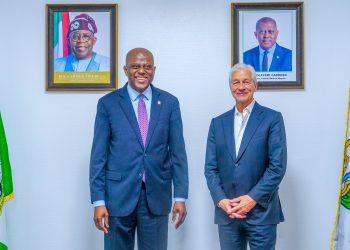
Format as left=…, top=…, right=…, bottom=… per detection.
left=144, top=154, right=148, bottom=157
left=235, top=163, right=239, bottom=167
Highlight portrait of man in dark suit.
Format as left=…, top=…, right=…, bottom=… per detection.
left=204, top=63, right=287, bottom=249
left=243, top=17, right=292, bottom=72
left=89, top=48, right=188, bottom=250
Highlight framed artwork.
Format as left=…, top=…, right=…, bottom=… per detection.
left=46, top=4, right=118, bottom=91
left=231, top=2, right=304, bottom=89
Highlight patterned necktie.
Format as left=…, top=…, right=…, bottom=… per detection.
left=262, top=50, right=268, bottom=71
left=138, top=94, right=149, bottom=145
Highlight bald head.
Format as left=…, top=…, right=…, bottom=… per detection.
left=123, top=47, right=156, bottom=93
left=125, top=48, right=154, bottom=65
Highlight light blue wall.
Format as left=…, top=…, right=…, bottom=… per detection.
left=0, top=0, right=349, bottom=249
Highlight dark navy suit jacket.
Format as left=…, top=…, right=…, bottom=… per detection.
left=205, top=102, right=287, bottom=225
left=243, top=43, right=292, bottom=72
left=90, top=84, right=188, bottom=217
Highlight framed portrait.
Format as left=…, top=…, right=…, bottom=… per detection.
left=231, top=2, right=304, bottom=90
left=46, top=4, right=118, bottom=91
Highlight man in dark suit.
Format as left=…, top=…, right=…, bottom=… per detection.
left=243, top=17, right=292, bottom=72
left=90, top=48, right=188, bottom=250
left=204, top=63, right=287, bottom=250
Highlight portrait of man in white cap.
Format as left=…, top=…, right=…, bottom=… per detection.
left=54, top=13, right=110, bottom=72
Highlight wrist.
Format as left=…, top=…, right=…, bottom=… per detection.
left=218, top=199, right=226, bottom=208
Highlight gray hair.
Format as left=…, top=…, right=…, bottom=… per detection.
left=256, top=17, right=277, bottom=31
left=229, top=63, right=257, bottom=86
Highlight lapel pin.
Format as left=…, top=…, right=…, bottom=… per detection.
left=157, top=100, right=161, bottom=105
left=277, top=56, right=280, bottom=59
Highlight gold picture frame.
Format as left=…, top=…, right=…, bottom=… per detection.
left=46, top=4, right=118, bottom=91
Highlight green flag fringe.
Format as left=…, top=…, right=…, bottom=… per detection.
left=0, top=112, right=14, bottom=215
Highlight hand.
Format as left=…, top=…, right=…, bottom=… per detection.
left=218, top=199, right=233, bottom=214
left=229, top=195, right=256, bottom=218
left=93, top=206, right=109, bottom=234
left=218, top=199, right=246, bottom=219
left=172, top=202, right=187, bottom=229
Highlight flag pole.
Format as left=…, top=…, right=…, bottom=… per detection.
left=330, top=87, right=350, bottom=250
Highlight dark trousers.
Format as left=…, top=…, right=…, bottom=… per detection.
left=105, top=188, right=168, bottom=250
left=218, top=220, right=277, bottom=250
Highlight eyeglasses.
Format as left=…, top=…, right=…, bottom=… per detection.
left=70, top=33, right=93, bottom=42
left=257, top=30, right=276, bottom=35
left=231, top=80, right=252, bottom=87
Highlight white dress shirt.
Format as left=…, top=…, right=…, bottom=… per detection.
left=234, top=100, right=255, bottom=156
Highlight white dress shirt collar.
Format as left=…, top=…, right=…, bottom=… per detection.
left=235, top=100, right=255, bottom=116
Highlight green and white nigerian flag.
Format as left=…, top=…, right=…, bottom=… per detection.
left=331, top=87, right=350, bottom=250
left=0, top=112, right=14, bottom=250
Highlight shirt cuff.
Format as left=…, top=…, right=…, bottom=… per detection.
left=93, top=200, right=105, bottom=207
left=175, top=197, right=186, bottom=202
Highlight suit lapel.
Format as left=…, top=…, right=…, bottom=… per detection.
left=270, top=43, right=282, bottom=71
left=118, top=84, right=144, bottom=148
left=223, top=109, right=236, bottom=162
left=253, top=47, right=260, bottom=71
left=145, top=86, right=162, bottom=148
left=236, top=103, right=264, bottom=162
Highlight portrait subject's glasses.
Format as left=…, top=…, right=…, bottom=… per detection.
left=257, top=30, right=276, bottom=35
left=70, top=33, right=93, bottom=42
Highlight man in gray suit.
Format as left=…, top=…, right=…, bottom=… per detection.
left=90, top=48, right=188, bottom=250
left=204, top=63, right=287, bottom=250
